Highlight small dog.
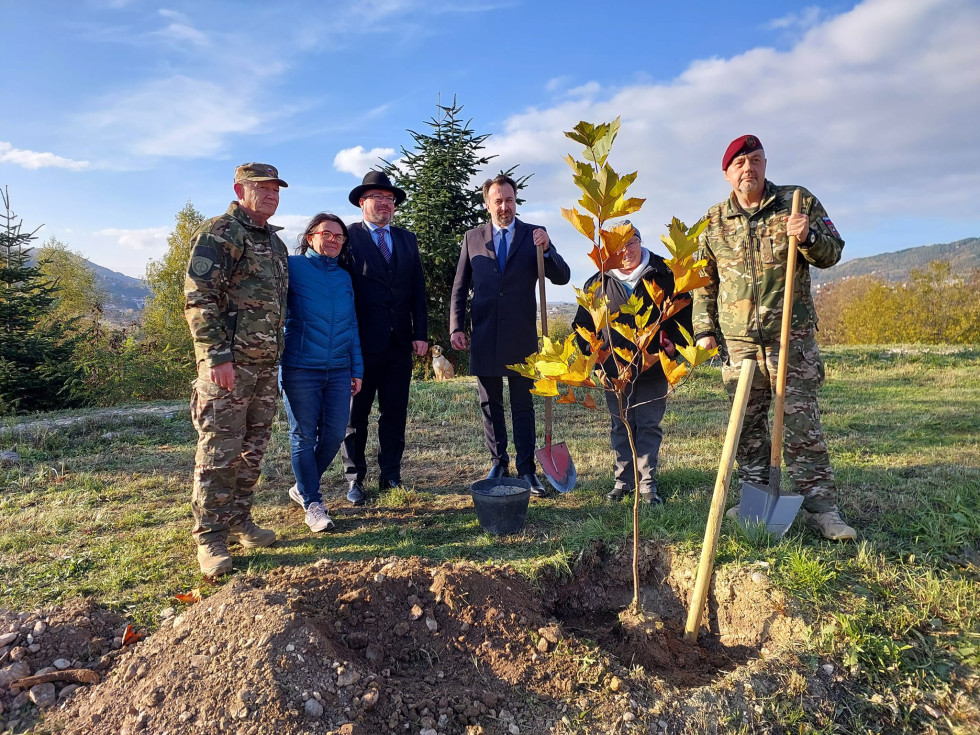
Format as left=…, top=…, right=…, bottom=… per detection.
left=431, top=345, right=455, bottom=381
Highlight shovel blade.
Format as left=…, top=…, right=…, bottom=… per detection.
left=736, top=481, right=804, bottom=538
left=535, top=442, right=577, bottom=493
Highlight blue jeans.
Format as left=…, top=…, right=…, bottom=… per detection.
left=279, top=366, right=352, bottom=506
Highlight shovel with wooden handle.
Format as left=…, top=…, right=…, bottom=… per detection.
left=684, top=358, right=755, bottom=641
left=534, top=241, right=577, bottom=493
left=735, top=188, right=805, bottom=537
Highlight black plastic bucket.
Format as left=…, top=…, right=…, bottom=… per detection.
left=470, top=477, right=531, bottom=535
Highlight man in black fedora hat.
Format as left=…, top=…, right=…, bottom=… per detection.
left=341, top=171, right=428, bottom=504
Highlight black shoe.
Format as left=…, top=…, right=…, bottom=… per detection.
left=485, top=464, right=511, bottom=480
left=346, top=480, right=366, bottom=506
left=640, top=490, right=663, bottom=506
left=523, top=473, right=550, bottom=497
left=606, top=487, right=626, bottom=502
left=378, top=477, right=402, bottom=492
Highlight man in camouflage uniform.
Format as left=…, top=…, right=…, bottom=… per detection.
left=693, top=135, right=856, bottom=541
left=185, top=162, right=289, bottom=576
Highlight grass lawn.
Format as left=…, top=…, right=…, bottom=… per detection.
left=1, top=344, right=978, bottom=732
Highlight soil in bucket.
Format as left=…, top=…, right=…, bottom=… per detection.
left=470, top=477, right=531, bottom=535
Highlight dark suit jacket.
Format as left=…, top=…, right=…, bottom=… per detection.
left=450, top=219, right=570, bottom=376
left=348, top=221, right=428, bottom=355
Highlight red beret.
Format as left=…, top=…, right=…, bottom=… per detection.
left=722, top=135, right=763, bottom=170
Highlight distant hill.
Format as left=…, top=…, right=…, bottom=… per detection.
left=25, top=250, right=148, bottom=320
left=86, top=259, right=148, bottom=313
left=811, top=237, right=980, bottom=286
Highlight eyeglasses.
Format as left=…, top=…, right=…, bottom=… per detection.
left=310, top=230, right=346, bottom=243
left=363, top=193, right=396, bottom=204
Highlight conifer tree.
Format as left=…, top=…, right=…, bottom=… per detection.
left=0, top=188, right=80, bottom=413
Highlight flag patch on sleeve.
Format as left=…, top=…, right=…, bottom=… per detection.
left=822, top=217, right=840, bottom=238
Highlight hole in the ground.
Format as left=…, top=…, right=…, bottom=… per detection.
left=543, top=541, right=806, bottom=687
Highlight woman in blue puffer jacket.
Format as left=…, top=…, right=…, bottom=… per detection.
left=280, top=213, right=363, bottom=533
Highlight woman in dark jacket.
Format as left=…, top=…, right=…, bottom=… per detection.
left=572, top=222, right=692, bottom=505
left=281, top=213, right=363, bottom=532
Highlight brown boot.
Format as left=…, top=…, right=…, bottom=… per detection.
left=197, top=539, right=232, bottom=577
left=227, top=516, right=277, bottom=548
left=804, top=509, right=857, bottom=541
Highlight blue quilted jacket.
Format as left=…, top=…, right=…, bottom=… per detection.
left=281, top=250, right=363, bottom=378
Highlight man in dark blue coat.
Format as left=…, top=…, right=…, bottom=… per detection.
left=342, top=171, right=428, bottom=504
left=449, top=175, right=570, bottom=496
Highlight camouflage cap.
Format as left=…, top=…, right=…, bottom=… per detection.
left=721, top=135, right=763, bottom=171
left=234, top=162, right=288, bottom=187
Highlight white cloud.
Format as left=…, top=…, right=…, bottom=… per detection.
left=268, top=213, right=314, bottom=251
left=81, top=226, right=170, bottom=278
left=154, top=21, right=208, bottom=47
left=80, top=76, right=264, bottom=158
left=93, top=226, right=169, bottom=252
left=333, top=146, right=397, bottom=176
left=0, top=142, right=90, bottom=171
left=766, top=5, right=823, bottom=31
left=482, top=0, right=980, bottom=281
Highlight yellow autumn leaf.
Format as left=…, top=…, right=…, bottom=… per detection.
left=559, top=333, right=580, bottom=363
left=659, top=352, right=689, bottom=385
left=611, top=321, right=636, bottom=343
left=642, top=278, right=666, bottom=307
left=561, top=207, right=596, bottom=241
left=659, top=216, right=706, bottom=260
left=604, top=195, right=646, bottom=221
left=506, top=359, right=538, bottom=380
left=574, top=325, right=603, bottom=352
left=676, top=342, right=718, bottom=367
left=563, top=154, right=594, bottom=179
left=669, top=255, right=712, bottom=294
left=557, top=390, right=577, bottom=404
left=661, top=295, right=692, bottom=322
left=634, top=326, right=657, bottom=353
left=538, top=335, right=563, bottom=359
left=532, top=377, right=559, bottom=396
left=613, top=346, right=635, bottom=363
left=535, top=359, right=568, bottom=377
left=640, top=347, right=660, bottom=372
left=617, top=292, right=645, bottom=316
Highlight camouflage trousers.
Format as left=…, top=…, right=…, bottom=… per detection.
left=721, top=330, right=838, bottom=513
left=190, top=362, right=278, bottom=543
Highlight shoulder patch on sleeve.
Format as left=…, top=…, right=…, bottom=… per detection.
left=188, top=243, right=219, bottom=277
left=822, top=217, right=840, bottom=239
left=190, top=256, right=214, bottom=276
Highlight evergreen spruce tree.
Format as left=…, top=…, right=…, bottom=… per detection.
left=0, top=188, right=80, bottom=413
left=381, top=99, right=527, bottom=354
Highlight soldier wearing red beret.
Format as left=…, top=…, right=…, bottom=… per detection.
left=692, top=136, right=856, bottom=541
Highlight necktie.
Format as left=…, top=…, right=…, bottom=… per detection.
left=376, top=228, right=391, bottom=263
left=497, top=229, right=508, bottom=272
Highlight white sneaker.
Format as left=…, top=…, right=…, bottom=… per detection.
left=305, top=502, right=335, bottom=533
left=288, top=484, right=304, bottom=508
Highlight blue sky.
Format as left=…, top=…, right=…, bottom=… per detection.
left=2, top=0, right=979, bottom=301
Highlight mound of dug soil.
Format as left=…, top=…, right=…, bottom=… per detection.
left=0, top=600, right=128, bottom=734
left=21, top=545, right=826, bottom=734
